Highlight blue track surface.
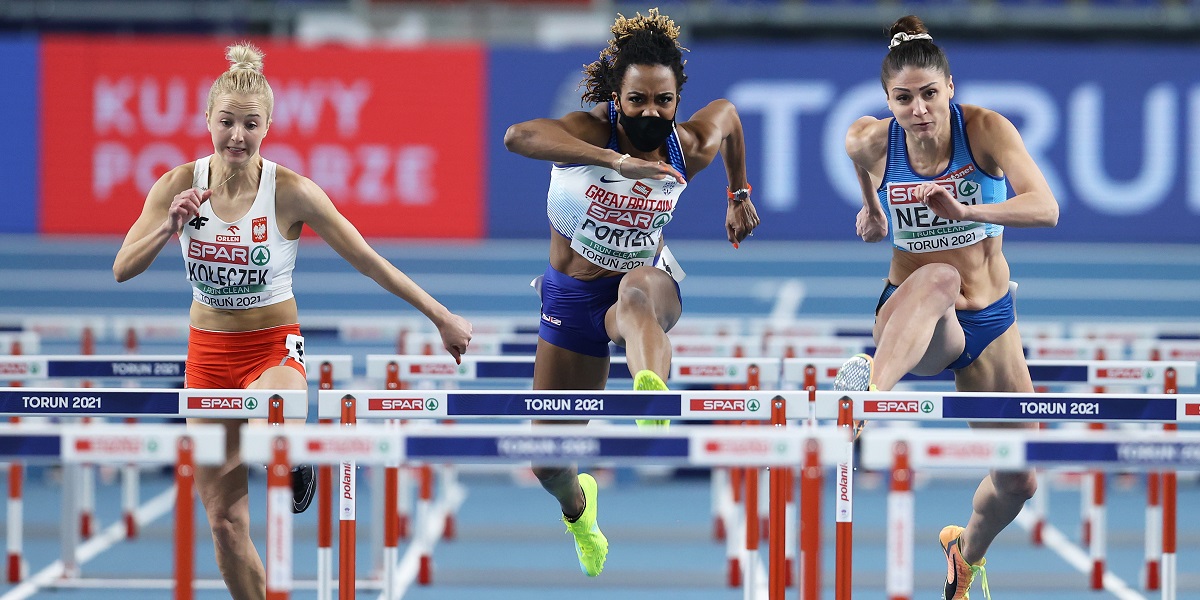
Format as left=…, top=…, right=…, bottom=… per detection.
left=1, top=236, right=1199, bottom=598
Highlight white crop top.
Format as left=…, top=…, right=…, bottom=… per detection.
left=179, top=157, right=299, bottom=310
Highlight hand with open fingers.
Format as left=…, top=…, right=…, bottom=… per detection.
left=438, top=313, right=473, bottom=365
left=617, top=156, right=686, bottom=184
left=915, top=181, right=971, bottom=222
left=856, top=206, right=888, bottom=242
left=166, top=187, right=211, bottom=233
left=726, top=198, right=760, bottom=245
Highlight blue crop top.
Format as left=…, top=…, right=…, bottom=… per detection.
left=876, top=104, right=1008, bottom=253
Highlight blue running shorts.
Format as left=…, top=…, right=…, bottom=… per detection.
left=876, top=281, right=1015, bottom=371
left=537, top=264, right=680, bottom=358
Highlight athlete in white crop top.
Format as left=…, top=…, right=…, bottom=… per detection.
left=504, top=9, right=758, bottom=578
left=113, top=43, right=472, bottom=599
left=841, top=17, right=1058, bottom=599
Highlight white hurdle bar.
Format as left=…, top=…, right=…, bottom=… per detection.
left=0, top=422, right=224, bottom=600
left=0, top=355, right=348, bottom=584
left=814, top=387, right=1200, bottom=600
left=0, top=386, right=305, bottom=591
left=316, top=386, right=789, bottom=599
left=861, top=427, right=1200, bottom=600
left=366, top=354, right=780, bottom=388
left=241, top=422, right=850, bottom=600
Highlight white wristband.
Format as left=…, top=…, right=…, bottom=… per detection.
left=614, top=153, right=631, bottom=176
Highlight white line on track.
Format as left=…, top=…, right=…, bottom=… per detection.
left=1014, top=510, right=1147, bottom=600
left=0, top=486, right=176, bottom=600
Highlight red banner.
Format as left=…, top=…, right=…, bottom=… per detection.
left=40, top=37, right=485, bottom=238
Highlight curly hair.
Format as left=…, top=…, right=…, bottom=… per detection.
left=580, top=8, right=688, bottom=104
left=206, top=42, right=275, bottom=117
left=880, top=15, right=950, bottom=89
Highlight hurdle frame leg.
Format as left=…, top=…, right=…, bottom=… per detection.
left=266, top=437, right=293, bottom=600
left=174, top=437, right=195, bottom=600
left=835, top=398, right=854, bottom=600
left=886, top=441, right=913, bottom=600
left=6, top=457, right=23, bottom=583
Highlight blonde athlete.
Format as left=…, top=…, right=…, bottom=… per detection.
left=837, top=15, right=1059, bottom=599
left=504, top=9, right=758, bottom=577
left=113, top=43, right=471, bottom=600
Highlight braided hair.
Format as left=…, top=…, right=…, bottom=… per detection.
left=580, top=8, right=688, bottom=104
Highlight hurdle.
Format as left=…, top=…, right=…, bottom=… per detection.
left=860, top=426, right=1200, bottom=600
left=813, top=386, right=1200, bottom=600
left=364, top=353, right=777, bottom=587
left=0, top=386, right=306, bottom=595
left=0, top=421, right=223, bottom=600
left=0, top=353, right=350, bottom=580
left=241, top=420, right=850, bottom=600
left=785, top=356, right=1197, bottom=591
left=316, top=385, right=809, bottom=599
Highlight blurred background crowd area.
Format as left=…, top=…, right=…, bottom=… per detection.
left=1, top=0, right=1198, bottom=260
left=4, top=0, right=1200, bottom=44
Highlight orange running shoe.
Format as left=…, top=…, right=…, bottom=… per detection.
left=939, top=525, right=989, bottom=599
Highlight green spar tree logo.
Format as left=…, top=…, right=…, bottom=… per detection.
left=426, top=398, right=439, bottom=411
left=245, top=397, right=258, bottom=410
left=958, top=180, right=979, bottom=196
left=251, top=246, right=271, bottom=266
left=920, top=401, right=934, bottom=413
left=747, top=399, right=760, bottom=412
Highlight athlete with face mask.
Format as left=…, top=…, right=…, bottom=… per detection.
left=503, top=8, right=758, bottom=578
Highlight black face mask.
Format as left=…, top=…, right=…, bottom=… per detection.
left=619, top=111, right=674, bottom=152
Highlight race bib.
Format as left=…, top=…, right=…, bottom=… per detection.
left=887, top=177, right=986, bottom=253
left=654, top=245, right=686, bottom=283
left=569, top=220, right=662, bottom=272
left=285, top=333, right=305, bottom=367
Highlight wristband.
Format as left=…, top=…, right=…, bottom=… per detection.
left=727, top=183, right=752, bottom=202
left=614, top=153, right=631, bottom=177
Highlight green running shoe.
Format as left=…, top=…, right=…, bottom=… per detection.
left=633, top=369, right=670, bottom=429
left=564, top=473, right=608, bottom=576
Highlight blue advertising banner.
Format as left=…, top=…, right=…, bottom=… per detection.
left=0, top=36, right=39, bottom=233
left=489, top=43, right=1200, bottom=243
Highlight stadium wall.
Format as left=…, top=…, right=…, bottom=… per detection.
left=3, top=36, right=1198, bottom=242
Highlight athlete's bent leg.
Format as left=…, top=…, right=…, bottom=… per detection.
left=531, top=339, right=609, bottom=518
left=190, top=418, right=265, bottom=600
left=604, top=266, right=681, bottom=378
left=954, top=325, right=1038, bottom=564
left=872, top=263, right=966, bottom=389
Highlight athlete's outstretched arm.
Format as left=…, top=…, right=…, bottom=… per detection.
left=285, top=172, right=472, bottom=361
left=504, top=107, right=616, bottom=165
left=114, top=167, right=205, bottom=282
left=914, top=108, right=1058, bottom=228
left=504, top=106, right=685, bottom=183
left=682, top=99, right=759, bottom=244
left=968, top=110, right=1059, bottom=228
left=845, top=116, right=889, bottom=243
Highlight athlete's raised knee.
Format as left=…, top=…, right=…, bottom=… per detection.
left=993, top=469, right=1037, bottom=501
